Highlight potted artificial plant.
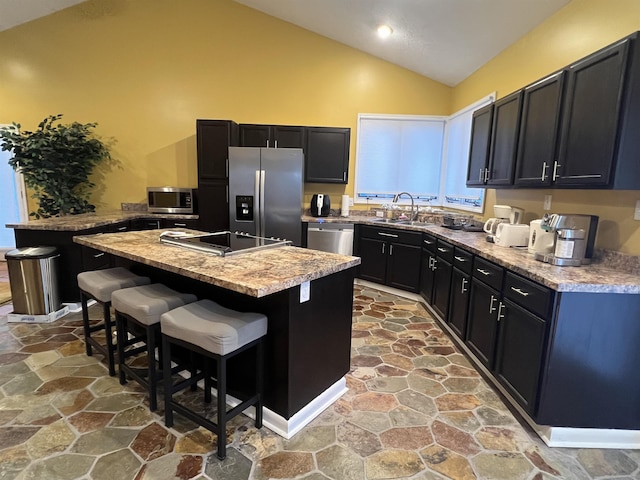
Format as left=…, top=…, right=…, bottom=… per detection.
left=0, top=114, right=112, bottom=219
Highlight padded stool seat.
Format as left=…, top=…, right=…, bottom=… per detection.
left=161, top=299, right=267, bottom=460
left=113, top=284, right=197, bottom=411
left=78, top=267, right=150, bottom=376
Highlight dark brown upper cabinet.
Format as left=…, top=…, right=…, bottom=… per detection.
left=514, top=71, right=566, bottom=187
left=305, top=127, right=351, bottom=184
left=239, top=124, right=306, bottom=149
left=486, top=91, right=523, bottom=186
left=555, top=37, right=633, bottom=187
left=197, top=119, right=238, bottom=180
left=466, top=104, right=493, bottom=187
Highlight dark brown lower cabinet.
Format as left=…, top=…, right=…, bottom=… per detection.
left=465, top=278, right=501, bottom=369
left=197, top=181, right=228, bottom=233
left=448, top=268, right=471, bottom=338
left=494, top=299, right=547, bottom=415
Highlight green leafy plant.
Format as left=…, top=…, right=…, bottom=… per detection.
left=0, top=114, right=112, bottom=219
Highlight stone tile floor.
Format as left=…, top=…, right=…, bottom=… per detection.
left=0, top=279, right=639, bottom=479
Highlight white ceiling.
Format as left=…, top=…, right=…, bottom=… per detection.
left=0, top=0, right=570, bottom=86
left=233, top=0, right=571, bottom=86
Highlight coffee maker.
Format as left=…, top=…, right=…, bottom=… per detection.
left=534, top=214, right=599, bottom=266
left=484, top=205, right=525, bottom=242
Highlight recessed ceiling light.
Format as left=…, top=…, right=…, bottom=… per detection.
left=377, top=24, right=393, bottom=39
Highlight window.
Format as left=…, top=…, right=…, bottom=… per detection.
left=355, top=94, right=494, bottom=213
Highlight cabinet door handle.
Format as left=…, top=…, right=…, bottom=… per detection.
left=497, top=302, right=505, bottom=321
left=117, top=226, right=127, bottom=231
left=93, top=252, right=105, bottom=258
left=274, top=140, right=278, bottom=148
left=454, top=256, right=466, bottom=262
left=389, top=245, right=394, bottom=255
left=541, top=161, right=548, bottom=181
left=437, top=247, right=448, bottom=253
left=378, top=232, right=398, bottom=238
left=510, top=287, right=529, bottom=297
left=431, top=258, right=438, bottom=271
left=173, top=223, right=187, bottom=227
left=226, top=158, right=229, bottom=177
left=382, top=243, right=385, bottom=254
left=266, top=140, right=270, bottom=148
left=477, top=268, right=490, bottom=276
left=479, top=168, right=483, bottom=182
left=461, top=277, right=468, bottom=294
left=489, top=295, right=497, bottom=313
left=484, top=168, right=489, bottom=182
left=552, top=161, right=561, bottom=181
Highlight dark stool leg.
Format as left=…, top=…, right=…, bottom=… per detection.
left=80, top=291, right=93, bottom=357
left=217, top=355, right=227, bottom=460
left=147, top=323, right=158, bottom=411
left=255, top=339, right=264, bottom=429
left=103, top=301, right=116, bottom=376
left=116, top=311, right=127, bottom=385
left=163, top=335, right=174, bottom=428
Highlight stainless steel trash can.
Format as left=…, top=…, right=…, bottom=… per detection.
left=6, top=246, right=61, bottom=315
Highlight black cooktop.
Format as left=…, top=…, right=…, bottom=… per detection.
left=160, top=231, right=291, bottom=256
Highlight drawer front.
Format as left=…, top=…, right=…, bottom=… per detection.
left=435, top=239, right=454, bottom=263
left=473, top=257, right=504, bottom=291
left=82, top=247, right=111, bottom=271
left=360, top=225, right=421, bottom=246
left=422, top=233, right=437, bottom=253
left=165, top=219, right=199, bottom=229
left=504, top=272, right=554, bottom=319
left=105, top=221, right=131, bottom=233
left=453, top=247, right=473, bottom=274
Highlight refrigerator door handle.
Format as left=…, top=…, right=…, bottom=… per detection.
left=260, top=170, right=266, bottom=237
left=254, top=170, right=261, bottom=235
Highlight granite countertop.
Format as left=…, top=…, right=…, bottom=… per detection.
left=73, top=229, right=360, bottom=298
left=304, top=214, right=640, bottom=295
left=6, top=211, right=198, bottom=231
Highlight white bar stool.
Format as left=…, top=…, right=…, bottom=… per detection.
left=77, top=267, right=150, bottom=376
left=160, top=299, right=267, bottom=460
left=112, top=283, right=197, bottom=411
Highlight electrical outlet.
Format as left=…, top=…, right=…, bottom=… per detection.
left=544, top=195, right=552, bottom=211
left=349, top=197, right=354, bottom=207
left=635, top=200, right=640, bottom=220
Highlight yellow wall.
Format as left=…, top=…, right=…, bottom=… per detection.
left=453, top=0, right=640, bottom=254
left=2, top=0, right=639, bottom=254
left=0, top=0, right=450, bottom=213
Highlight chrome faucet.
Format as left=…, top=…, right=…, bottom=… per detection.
left=392, top=192, right=417, bottom=221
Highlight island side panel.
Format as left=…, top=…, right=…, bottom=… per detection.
left=536, top=291, right=640, bottom=429
left=113, top=257, right=356, bottom=420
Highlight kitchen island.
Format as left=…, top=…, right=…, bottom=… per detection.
left=73, top=229, right=360, bottom=438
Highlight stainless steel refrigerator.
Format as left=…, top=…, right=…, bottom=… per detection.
left=228, top=147, right=303, bottom=246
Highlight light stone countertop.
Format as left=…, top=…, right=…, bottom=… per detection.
left=305, top=214, right=640, bottom=295
left=6, top=211, right=198, bottom=231
left=10, top=211, right=639, bottom=294
left=73, top=229, right=360, bottom=298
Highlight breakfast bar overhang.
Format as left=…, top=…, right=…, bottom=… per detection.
left=73, top=229, right=360, bottom=438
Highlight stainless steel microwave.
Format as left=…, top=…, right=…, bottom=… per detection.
left=147, top=187, right=196, bottom=214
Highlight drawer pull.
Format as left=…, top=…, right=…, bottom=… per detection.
left=173, top=223, right=187, bottom=227
left=423, top=239, right=434, bottom=245
left=93, top=253, right=105, bottom=258
left=454, top=256, right=466, bottom=262
left=511, top=287, right=530, bottom=297
left=477, top=268, right=491, bottom=276
left=117, top=226, right=128, bottom=231
left=437, top=247, right=448, bottom=253
left=378, top=232, right=398, bottom=238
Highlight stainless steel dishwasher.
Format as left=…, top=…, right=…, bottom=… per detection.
left=307, top=222, right=354, bottom=255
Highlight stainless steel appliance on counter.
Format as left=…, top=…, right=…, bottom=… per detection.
left=307, top=222, right=354, bottom=255
left=534, top=213, right=599, bottom=266
left=147, top=187, right=196, bottom=214
left=228, top=147, right=303, bottom=246
left=159, top=231, right=291, bottom=256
